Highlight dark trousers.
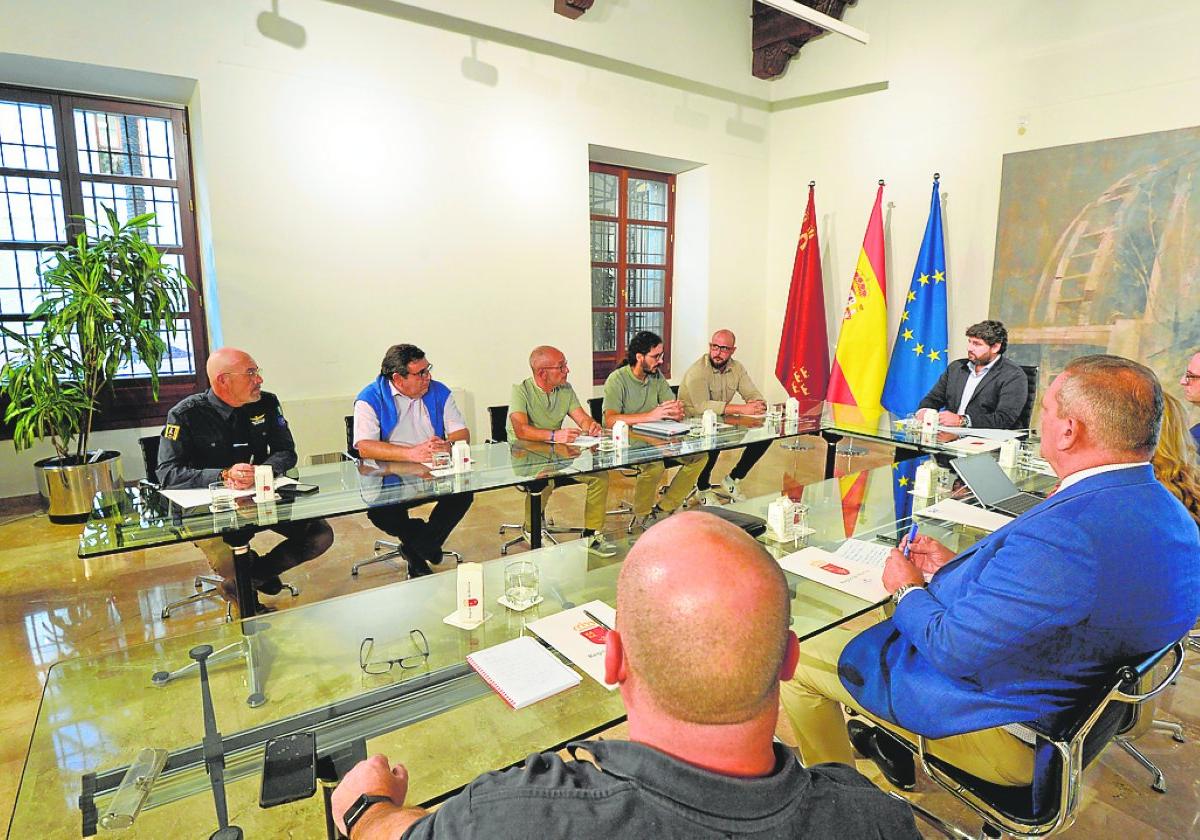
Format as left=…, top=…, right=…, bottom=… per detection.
left=696, top=440, right=772, bottom=489
left=202, top=518, right=334, bottom=583
left=367, top=494, right=474, bottom=569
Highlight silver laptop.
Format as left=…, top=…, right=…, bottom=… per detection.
left=632, top=420, right=691, bottom=437
left=950, top=453, right=1044, bottom=516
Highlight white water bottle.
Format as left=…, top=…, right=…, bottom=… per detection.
left=612, top=420, right=629, bottom=448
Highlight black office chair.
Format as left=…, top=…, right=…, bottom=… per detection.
left=892, top=639, right=1186, bottom=839
left=139, top=435, right=233, bottom=622
left=487, top=405, right=585, bottom=554
left=343, top=416, right=461, bottom=577
left=1016, top=364, right=1039, bottom=430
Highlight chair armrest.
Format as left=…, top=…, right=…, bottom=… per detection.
left=1115, top=641, right=1185, bottom=704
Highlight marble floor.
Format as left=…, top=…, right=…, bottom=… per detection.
left=1, top=440, right=1196, bottom=838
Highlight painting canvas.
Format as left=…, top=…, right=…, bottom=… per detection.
left=990, top=125, right=1200, bottom=422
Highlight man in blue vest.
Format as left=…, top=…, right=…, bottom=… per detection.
left=353, top=344, right=473, bottom=577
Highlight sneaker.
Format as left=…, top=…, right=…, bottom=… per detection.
left=628, top=508, right=660, bottom=533
left=699, top=488, right=724, bottom=507
left=721, top=476, right=746, bottom=502
left=587, top=533, right=619, bottom=558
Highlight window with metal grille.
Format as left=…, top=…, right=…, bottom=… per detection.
left=0, top=85, right=206, bottom=430
left=589, top=163, right=674, bottom=384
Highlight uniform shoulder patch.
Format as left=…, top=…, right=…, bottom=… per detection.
left=250, top=413, right=266, bottom=425
left=163, top=423, right=181, bottom=440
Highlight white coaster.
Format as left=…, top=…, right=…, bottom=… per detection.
left=443, top=610, right=492, bottom=630
left=497, top=594, right=544, bottom=612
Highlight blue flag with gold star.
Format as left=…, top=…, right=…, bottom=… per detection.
left=881, top=178, right=948, bottom=416
left=892, top=456, right=928, bottom=521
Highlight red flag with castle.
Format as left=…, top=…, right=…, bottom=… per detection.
left=775, top=183, right=829, bottom=407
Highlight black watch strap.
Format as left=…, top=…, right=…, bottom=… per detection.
left=343, top=794, right=392, bottom=837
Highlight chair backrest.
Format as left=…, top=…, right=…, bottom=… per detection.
left=344, top=415, right=359, bottom=460
left=1017, top=364, right=1039, bottom=429
left=487, top=405, right=509, bottom=443
left=588, top=396, right=603, bottom=425
left=138, top=435, right=160, bottom=485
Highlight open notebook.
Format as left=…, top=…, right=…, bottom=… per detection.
left=466, top=636, right=581, bottom=710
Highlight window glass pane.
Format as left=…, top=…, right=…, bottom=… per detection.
left=74, top=109, right=176, bottom=179
left=627, top=224, right=665, bottom=265
left=590, top=220, right=616, bottom=263
left=592, top=311, right=616, bottom=353
left=626, top=268, right=665, bottom=307
left=0, top=176, right=65, bottom=242
left=81, top=181, right=181, bottom=247
left=0, top=101, right=58, bottom=171
left=0, top=248, right=47, bottom=316
left=627, top=178, right=667, bottom=222
left=0, top=317, right=42, bottom=369
left=114, top=317, right=196, bottom=379
left=590, top=171, right=618, bottom=216
left=591, top=267, right=616, bottom=307
left=625, top=311, right=664, bottom=349
left=160, top=253, right=190, bottom=313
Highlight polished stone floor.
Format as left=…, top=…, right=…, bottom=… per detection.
left=1, top=441, right=1196, bottom=838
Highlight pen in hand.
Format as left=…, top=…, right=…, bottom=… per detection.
left=901, top=523, right=919, bottom=558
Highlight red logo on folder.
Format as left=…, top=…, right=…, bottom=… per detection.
left=820, top=563, right=850, bottom=576
left=581, top=626, right=607, bottom=645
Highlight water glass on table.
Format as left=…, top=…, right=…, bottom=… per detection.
left=504, top=559, right=540, bottom=610
left=208, top=480, right=237, bottom=512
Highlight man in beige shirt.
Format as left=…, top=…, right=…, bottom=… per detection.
left=678, top=329, right=770, bottom=504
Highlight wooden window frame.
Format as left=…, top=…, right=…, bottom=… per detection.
left=0, top=84, right=207, bottom=434
left=589, top=162, right=675, bottom=384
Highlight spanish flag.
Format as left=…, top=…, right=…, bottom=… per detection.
left=827, top=183, right=888, bottom=423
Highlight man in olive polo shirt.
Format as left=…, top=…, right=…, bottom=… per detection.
left=508, top=345, right=616, bottom=557
left=603, top=330, right=706, bottom=528
left=678, top=328, right=771, bottom=504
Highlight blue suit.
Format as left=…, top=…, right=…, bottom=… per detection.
left=838, top=465, right=1200, bottom=740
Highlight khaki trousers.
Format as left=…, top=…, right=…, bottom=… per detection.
left=524, top=472, right=610, bottom=533
left=779, top=623, right=1034, bottom=786
left=632, top=454, right=706, bottom=515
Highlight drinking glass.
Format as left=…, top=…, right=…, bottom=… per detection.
left=504, top=559, right=540, bottom=610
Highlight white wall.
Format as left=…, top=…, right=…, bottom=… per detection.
left=762, top=0, right=1200, bottom=401
left=0, top=0, right=771, bottom=495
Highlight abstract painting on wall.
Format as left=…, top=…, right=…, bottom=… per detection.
left=990, top=125, right=1200, bottom=421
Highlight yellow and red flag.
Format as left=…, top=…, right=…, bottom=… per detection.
left=827, top=183, right=888, bottom=422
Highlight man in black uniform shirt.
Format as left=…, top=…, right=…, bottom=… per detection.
left=331, top=512, right=918, bottom=840
left=158, top=347, right=333, bottom=610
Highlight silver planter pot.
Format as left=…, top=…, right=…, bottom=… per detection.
left=34, top=450, right=124, bottom=524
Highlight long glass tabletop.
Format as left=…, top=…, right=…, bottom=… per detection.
left=78, top=415, right=823, bottom=558
left=16, top=464, right=929, bottom=840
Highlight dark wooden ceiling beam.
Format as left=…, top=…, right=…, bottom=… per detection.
left=554, top=0, right=595, bottom=20
left=752, top=0, right=856, bottom=79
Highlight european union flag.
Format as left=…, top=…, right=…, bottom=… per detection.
left=881, top=178, right=949, bottom=416
left=892, top=456, right=928, bottom=522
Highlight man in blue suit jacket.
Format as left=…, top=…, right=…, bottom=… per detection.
left=781, top=355, right=1200, bottom=788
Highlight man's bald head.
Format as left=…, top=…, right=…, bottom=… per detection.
left=617, top=512, right=791, bottom=725
left=528, top=345, right=562, bottom=370
left=207, top=347, right=262, bottom=407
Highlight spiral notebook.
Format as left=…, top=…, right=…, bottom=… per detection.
left=466, top=636, right=582, bottom=710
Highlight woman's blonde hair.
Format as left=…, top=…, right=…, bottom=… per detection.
left=1153, top=392, right=1200, bottom=527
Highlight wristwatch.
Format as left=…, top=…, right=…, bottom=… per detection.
left=343, top=794, right=392, bottom=837
left=960, top=414, right=972, bottom=428
left=891, top=583, right=924, bottom=605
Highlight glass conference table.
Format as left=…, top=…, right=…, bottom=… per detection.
left=14, top=462, right=1043, bottom=840
left=76, top=414, right=826, bottom=618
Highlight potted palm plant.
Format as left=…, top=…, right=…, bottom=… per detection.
left=0, top=207, right=191, bottom=522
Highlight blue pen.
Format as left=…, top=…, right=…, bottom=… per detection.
left=901, top=522, right=919, bottom=558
